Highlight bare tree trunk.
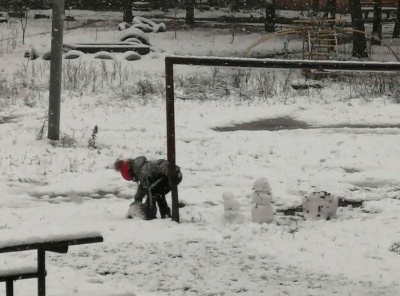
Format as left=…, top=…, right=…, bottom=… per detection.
left=325, top=0, right=336, bottom=19
left=264, top=0, right=275, bottom=32
left=371, top=0, right=382, bottom=45
left=185, top=0, right=195, bottom=26
left=162, top=0, right=168, bottom=12
left=349, top=0, right=369, bottom=58
left=393, top=0, right=400, bottom=37
left=123, top=0, right=133, bottom=23
left=312, top=0, right=319, bottom=16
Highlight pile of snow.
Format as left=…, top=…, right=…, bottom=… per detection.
left=251, top=178, right=274, bottom=224
left=302, top=191, right=339, bottom=220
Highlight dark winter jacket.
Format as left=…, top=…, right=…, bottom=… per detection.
left=127, top=156, right=181, bottom=202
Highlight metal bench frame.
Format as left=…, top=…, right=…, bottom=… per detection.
left=0, top=236, right=103, bottom=296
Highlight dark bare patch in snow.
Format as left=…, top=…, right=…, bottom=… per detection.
left=213, top=116, right=400, bottom=132
left=0, top=115, right=20, bottom=124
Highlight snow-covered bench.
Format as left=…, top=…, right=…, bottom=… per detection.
left=0, top=231, right=103, bottom=296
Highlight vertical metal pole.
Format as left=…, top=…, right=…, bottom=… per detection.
left=37, top=248, right=46, bottom=296
left=165, top=57, right=179, bottom=223
left=48, top=0, right=64, bottom=140
left=5, top=280, right=13, bottom=296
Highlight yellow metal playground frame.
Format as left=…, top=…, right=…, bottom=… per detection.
left=242, top=18, right=400, bottom=61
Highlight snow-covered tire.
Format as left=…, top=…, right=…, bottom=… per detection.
left=131, top=23, right=153, bottom=33
left=118, top=22, right=130, bottom=31
left=119, top=28, right=150, bottom=45
left=123, top=37, right=143, bottom=44
left=153, top=23, right=167, bottom=33
left=93, top=51, right=114, bottom=60
left=42, top=52, right=51, bottom=60
left=123, top=51, right=141, bottom=61
left=24, top=47, right=39, bottom=60
left=132, top=16, right=157, bottom=28
left=64, top=50, right=84, bottom=59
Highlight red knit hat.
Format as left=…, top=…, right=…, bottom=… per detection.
left=120, top=161, right=132, bottom=181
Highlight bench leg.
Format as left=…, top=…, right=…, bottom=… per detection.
left=6, top=280, right=14, bottom=296
left=38, top=248, right=46, bottom=296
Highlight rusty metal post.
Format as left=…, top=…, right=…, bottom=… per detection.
left=165, top=57, right=179, bottom=223
left=48, top=0, right=64, bottom=140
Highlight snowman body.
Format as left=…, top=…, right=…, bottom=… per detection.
left=251, top=178, right=275, bottom=224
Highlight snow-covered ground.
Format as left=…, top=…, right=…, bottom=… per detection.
left=1, top=12, right=400, bottom=296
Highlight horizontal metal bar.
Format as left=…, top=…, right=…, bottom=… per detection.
left=166, top=55, right=400, bottom=71
left=0, top=236, right=103, bottom=253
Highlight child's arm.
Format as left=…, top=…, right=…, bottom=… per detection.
left=133, top=183, right=148, bottom=202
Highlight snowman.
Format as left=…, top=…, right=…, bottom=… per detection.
left=222, top=192, right=245, bottom=224
left=251, top=177, right=274, bottom=224
left=302, top=191, right=339, bottom=220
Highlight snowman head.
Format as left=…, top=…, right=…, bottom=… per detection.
left=222, top=192, right=240, bottom=212
left=252, top=177, right=272, bottom=193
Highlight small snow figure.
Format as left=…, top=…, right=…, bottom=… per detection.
left=222, top=192, right=245, bottom=224
left=251, top=178, right=274, bottom=224
left=302, top=191, right=339, bottom=220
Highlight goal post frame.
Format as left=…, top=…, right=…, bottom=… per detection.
left=165, top=55, right=400, bottom=223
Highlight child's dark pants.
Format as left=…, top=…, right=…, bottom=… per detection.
left=144, top=171, right=183, bottom=219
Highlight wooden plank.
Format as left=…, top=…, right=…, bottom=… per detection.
left=0, top=236, right=103, bottom=253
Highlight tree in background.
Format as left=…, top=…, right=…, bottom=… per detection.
left=185, top=0, right=195, bottom=26
left=393, top=0, right=400, bottom=37
left=325, top=0, right=336, bottom=19
left=349, top=0, right=368, bottom=58
left=264, top=0, right=275, bottom=32
left=123, top=0, right=133, bottom=23
left=371, top=0, right=382, bottom=45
